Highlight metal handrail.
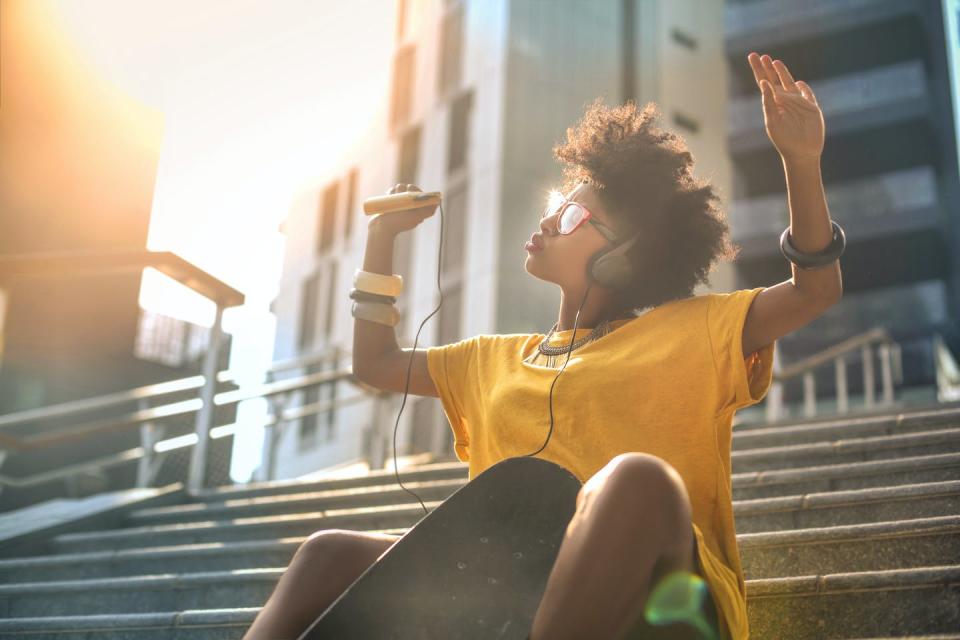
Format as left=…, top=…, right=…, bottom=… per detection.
left=0, top=249, right=245, bottom=495
left=0, top=248, right=244, bottom=307
left=0, top=384, right=377, bottom=489
left=0, top=347, right=347, bottom=432
left=0, top=366, right=367, bottom=451
left=764, top=325, right=902, bottom=422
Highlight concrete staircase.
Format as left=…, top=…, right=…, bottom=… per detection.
left=1, top=405, right=959, bottom=638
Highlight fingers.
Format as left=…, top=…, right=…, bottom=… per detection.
left=747, top=52, right=775, bottom=92
left=388, top=183, right=421, bottom=194
left=796, top=80, right=818, bottom=105
left=759, top=79, right=778, bottom=116
left=772, top=59, right=798, bottom=92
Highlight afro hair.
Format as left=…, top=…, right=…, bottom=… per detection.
left=552, top=97, right=740, bottom=314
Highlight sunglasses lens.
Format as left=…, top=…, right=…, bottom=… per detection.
left=558, top=204, right=585, bottom=234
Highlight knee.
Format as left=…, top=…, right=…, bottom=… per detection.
left=595, top=453, right=692, bottom=518
left=291, top=529, right=354, bottom=571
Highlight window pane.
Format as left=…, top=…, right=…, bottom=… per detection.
left=298, top=271, right=320, bottom=351
left=441, top=181, right=467, bottom=277
left=390, top=45, right=416, bottom=131
left=437, top=4, right=464, bottom=96
left=317, top=182, right=339, bottom=254
left=323, top=261, right=338, bottom=339
left=447, top=89, right=473, bottom=174
left=398, top=125, right=421, bottom=184
left=344, top=168, right=358, bottom=240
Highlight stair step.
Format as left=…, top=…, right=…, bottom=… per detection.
left=0, top=608, right=257, bottom=639
left=195, top=461, right=468, bottom=502
left=0, top=538, right=302, bottom=584
left=128, top=478, right=462, bottom=526
left=732, top=426, right=960, bottom=472
left=739, top=515, right=960, bottom=578
left=746, top=565, right=960, bottom=638
left=732, top=406, right=960, bottom=449
left=0, top=569, right=282, bottom=617
left=733, top=452, right=960, bottom=500
left=52, top=503, right=434, bottom=553
left=735, top=480, right=960, bottom=532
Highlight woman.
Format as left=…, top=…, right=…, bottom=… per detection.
left=244, top=52, right=842, bottom=640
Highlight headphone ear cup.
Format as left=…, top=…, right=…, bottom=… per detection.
left=589, top=231, right=642, bottom=289
left=590, top=252, right=632, bottom=289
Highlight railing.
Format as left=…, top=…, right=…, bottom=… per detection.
left=1, top=255, right=950, bottom=506
left=933, top=332, right=960, bottom=403
left=764, top=326, right=904, bottom=422
left=0, top=345, right=384, bottom=497
left=0, top=249, right=245, bottom=496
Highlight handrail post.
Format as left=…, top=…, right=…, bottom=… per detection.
left=0, top=451, right=6, bottom=498
left=136, top=398, right=165, bottom=488
left=803, top=371, right=816, bottom=417
left=262, top=393, right=289, bottom=482
left=880, top=342, right=894, bottom=405
left=862, top=344, right=875, bottom=409
left=187, top=303, right=225, bottom=495
left=835, top=355, right=848, bottom=414
left=766, top=342, right=784, bottom=423
left=892, top=342, right=903, bottom=384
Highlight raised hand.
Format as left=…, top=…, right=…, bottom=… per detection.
left=369, top=183, right=438, bottom=237
left=747, top=53, right=825, bottom=162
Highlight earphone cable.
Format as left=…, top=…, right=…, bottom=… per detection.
left=523, top=281, right=591, bottom=457
left=392, top=200, right=445, bottom=517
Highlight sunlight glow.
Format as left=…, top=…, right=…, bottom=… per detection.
left=48, top=0, right=396, bottom=483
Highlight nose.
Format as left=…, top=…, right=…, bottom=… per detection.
left=539, top=211, right=557, bottom=235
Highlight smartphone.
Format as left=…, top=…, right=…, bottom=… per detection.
left=363, top=191, right=442, bottom=215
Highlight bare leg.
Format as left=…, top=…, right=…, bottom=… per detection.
left=242, top=530, right=400, bottom=640
left=529, top=453, right=697, bottom=640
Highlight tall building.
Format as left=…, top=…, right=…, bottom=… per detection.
left=268, top=0, right=738, bottom=481
left=0, top=0, right=231, bottom=509
left=725, top=0, right=960, bottom=400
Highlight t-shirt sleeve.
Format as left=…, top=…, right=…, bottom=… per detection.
left=707, top=287, right=777, bottom=415
left=425, top=335, right=482, bottom=462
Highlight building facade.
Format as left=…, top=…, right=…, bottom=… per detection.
left=725, top=0, right=960, bottom=400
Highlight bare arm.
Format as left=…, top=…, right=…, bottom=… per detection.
left=351, top=194, right=438, bottom=398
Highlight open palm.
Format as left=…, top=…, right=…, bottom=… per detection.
left=747, top=53, right=825, bottom=161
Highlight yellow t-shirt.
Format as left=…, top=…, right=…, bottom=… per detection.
left=425, top=287, right=776, bottom=640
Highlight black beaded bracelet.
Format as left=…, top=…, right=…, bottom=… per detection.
left=779, top=220, right=846, bottom=270
left=349, top=287, right=397, bottom=305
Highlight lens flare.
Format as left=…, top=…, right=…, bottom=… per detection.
left=644, top=570, right=720, bottom=640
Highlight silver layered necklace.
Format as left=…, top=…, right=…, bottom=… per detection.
left=533, top=306, right=654, bottom=366
left=537, top=319, right=614, bottom=356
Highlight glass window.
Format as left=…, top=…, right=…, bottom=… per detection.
left=323, top=261, right=338, bottom=339
left=437, top=4, right=464, bottom=97
left=298, top=270, right=320, bottom=351
left=441, top=181, right=467, bottom=277
left=316, top=182, right=339, bottom=254
left=344, top=168, right=358, bottom=240
left=447, top=90, right=473, bottom=175
left=390, top=45, right=416, bottom=132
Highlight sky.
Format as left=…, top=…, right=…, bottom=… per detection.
left=48, top=0, right=397, bottom=481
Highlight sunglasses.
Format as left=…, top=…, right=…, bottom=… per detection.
left=540, top=194, right=619, bottom=243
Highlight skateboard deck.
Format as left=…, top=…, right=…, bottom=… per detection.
left=298, top=455, right=582, bottom=640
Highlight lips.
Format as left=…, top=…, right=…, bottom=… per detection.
left=528, top=233, right=544, bottom=249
